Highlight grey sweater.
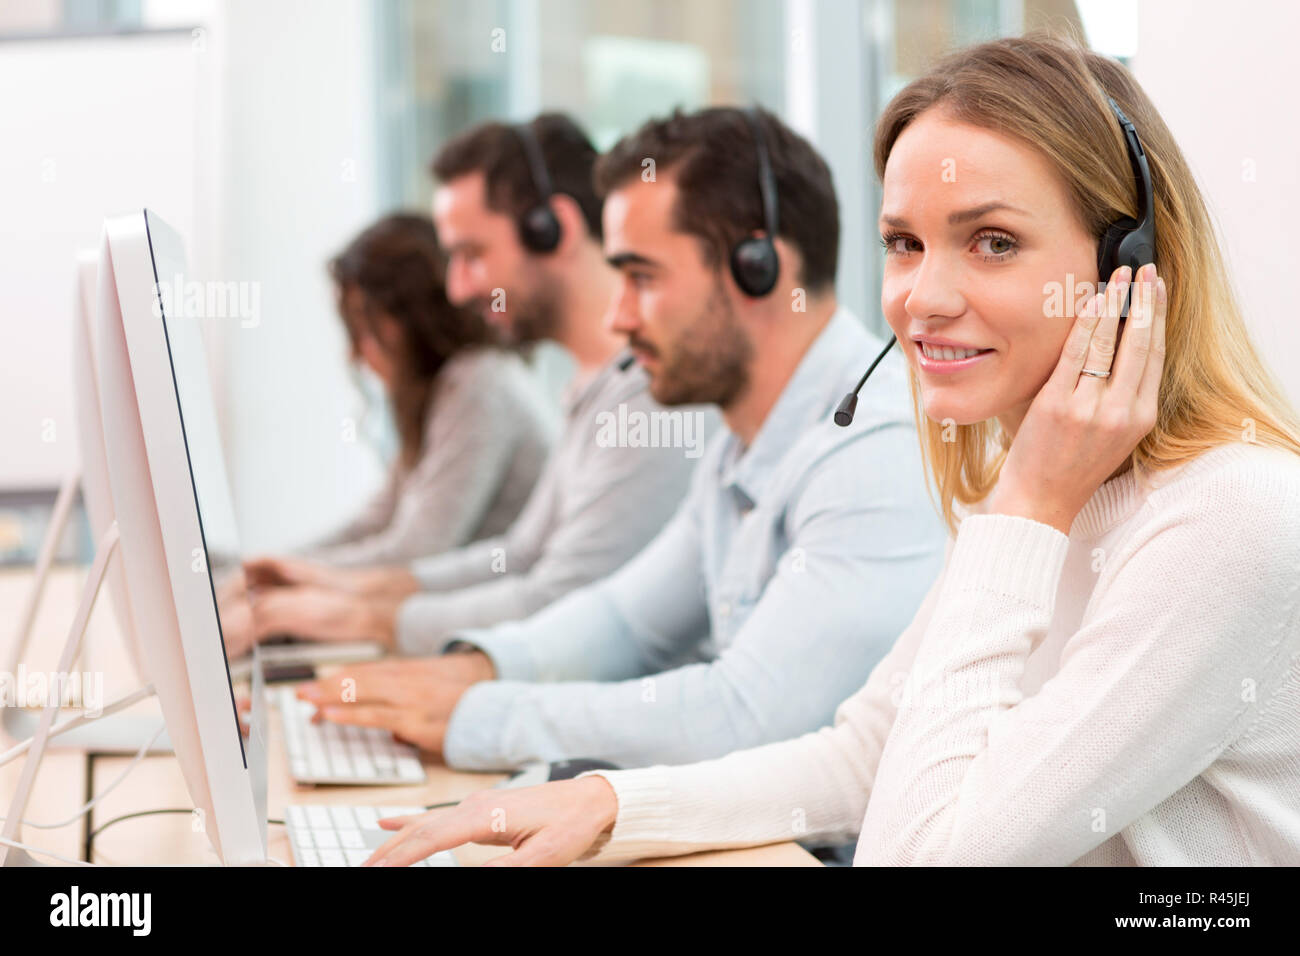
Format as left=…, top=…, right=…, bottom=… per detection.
left=395, top=351, right=717, bottom=652
left=304, top=347, right=558, bottom=567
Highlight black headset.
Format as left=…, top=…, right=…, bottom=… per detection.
left=730, top=107, right=781, bottom=297
left=834, top=93, right=1157, bottom=427
left=512, top=122, right=563, bottom=253
left=1096, top=97, right=1156, bottom=320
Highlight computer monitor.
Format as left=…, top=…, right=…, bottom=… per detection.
left=73, top=248, right=149, bottom=687
left=1, top=249, right=178, bottom=756
left=0, top=249, right=172, bottom=754
left=95, top=209, right=266, bottom=864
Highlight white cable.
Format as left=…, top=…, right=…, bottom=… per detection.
left=0, top=833, right=99, bottom=867
left=0, top=721, right=166, bottom=830
left=0, top=682, right=157, bottom=768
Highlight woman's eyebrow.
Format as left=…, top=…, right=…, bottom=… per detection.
left=948, top=201, right=1030, bottom=224
left=879, top=201, right=1031, bottom=230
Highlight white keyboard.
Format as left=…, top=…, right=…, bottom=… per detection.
left=285, top=804, right=457, bottom=867
left=278, top=686, right=427, bottom=785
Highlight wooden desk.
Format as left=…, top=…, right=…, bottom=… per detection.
left=2, top=568, right=820, bottom=867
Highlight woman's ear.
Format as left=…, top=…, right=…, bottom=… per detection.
left=371, top=310, right=406, bottom=351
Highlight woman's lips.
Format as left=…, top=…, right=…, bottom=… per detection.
left=913, top=339, right=995, bottom=374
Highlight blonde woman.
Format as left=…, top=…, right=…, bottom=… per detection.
left=358, top=33, right=1300, bottom=867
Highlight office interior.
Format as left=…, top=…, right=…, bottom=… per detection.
left=1, top=0, right=1297, bottom=873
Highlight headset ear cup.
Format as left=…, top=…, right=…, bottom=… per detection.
left=1096, top=216, right=1137, bottom=279
left=730, top=236, right=779, bottom=297
left=520, top=205, right=562, bottom=253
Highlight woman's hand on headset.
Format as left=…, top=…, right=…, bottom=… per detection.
left=988, top=262, right=1167, bottom=535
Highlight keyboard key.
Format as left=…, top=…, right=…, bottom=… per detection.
left=297, top=848, right=319, bottom=867
left=354, top=806, right=380, bottom=830
left=345, top=848, right=371, bottom=866
left=294, top=828, right=313, bottom=848
left=330, top=806, right=356, bottom=829
left=306, top=806, right=331, bottom=829
left=318, top=849, right=346, bottom=867
left=312, top=829, right=339, bottom=848
left=396, top=758, right=424, bottom=781
left=286, top=806, right=306, bottom=828
left=338, top=829, right=364, bottom=849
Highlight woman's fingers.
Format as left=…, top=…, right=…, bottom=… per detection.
left=481, top=838, right=563, bottom=867
left=1076, top=265, right=1131, bottom=390
left=1109, top=264, right=1156, bottom=397
left=1136, top=276, right=1167, bottom=407
left=365, top=797, right=521, bottom=867
left=1048, top=287, right=1103, bottom=396
left=362, top=780, right=616, bottom=867
left=363, top=807, right=479, bottom=867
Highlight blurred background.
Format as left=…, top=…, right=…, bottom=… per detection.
left=1, top=0, right=1296, bottom=563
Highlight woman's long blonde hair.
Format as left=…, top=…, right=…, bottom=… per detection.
left=874, top=31, right=1300, bottom=533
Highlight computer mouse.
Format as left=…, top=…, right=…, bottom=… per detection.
left=495, top=758, right=622, bottom=790
left=547, top=758, right=620, bottom=781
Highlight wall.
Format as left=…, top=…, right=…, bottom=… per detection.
left=0, top=31, right=202, bottom=490
left=208, top=0, right=388, bottom=552
left=1134, top=0, right=1300, bottom=407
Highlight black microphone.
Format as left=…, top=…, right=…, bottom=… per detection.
left=834, top=335, right=897, bottom=427
left=617, top=352, right=636, bottom=371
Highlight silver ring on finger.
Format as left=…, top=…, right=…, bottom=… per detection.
left=1079, top=368, right=1112, bottom=379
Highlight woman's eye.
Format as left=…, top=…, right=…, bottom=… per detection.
left=881, top=235, right=921, bottom=255
left=974, top=233, right=1017, bottom=258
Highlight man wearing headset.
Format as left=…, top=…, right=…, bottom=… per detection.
left=297, top=107, right=948, bottom=779
left=247, top=114, right=711, bottom=651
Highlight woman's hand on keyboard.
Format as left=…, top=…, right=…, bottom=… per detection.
left=244, top=555, right=419, bottom=600
left=362, top=777, right=619, bottom=867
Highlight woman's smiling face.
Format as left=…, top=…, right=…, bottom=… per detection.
left=879, top=107, right=1101, bottom=432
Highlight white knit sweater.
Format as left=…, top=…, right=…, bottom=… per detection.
left=583, top=441, right=1300, bottom=865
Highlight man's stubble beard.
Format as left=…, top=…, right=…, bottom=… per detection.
left=646, top=277, right=753, bottom=408
left=501, top=270, right=563, bottom=347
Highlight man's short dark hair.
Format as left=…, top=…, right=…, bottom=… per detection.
left=594, top=107, right=839, bottom=293
left=431, top=112, right=603, bottom=240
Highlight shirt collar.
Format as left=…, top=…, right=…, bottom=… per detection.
left=720, top=307, right=861, bottom=508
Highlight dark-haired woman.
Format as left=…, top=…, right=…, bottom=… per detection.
left=302, top=213, right=556, bottom=566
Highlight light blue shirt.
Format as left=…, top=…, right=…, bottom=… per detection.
left=439, top=308, right=948, bottom=771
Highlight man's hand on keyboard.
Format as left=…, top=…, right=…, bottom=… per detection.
left=362, top=777, right=619, bottom=867
left=250, top=586, right=404, bottom=650
left=294, top=655, right=494, bottom=758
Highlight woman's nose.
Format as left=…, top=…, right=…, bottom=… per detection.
left=904, top=254, right=966, bottom=321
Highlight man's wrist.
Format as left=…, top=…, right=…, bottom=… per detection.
left=364, top=595, right=402, bottom=651
left=444, top=644, right=496, bottom=681
left=356, top=566, right=419, bottom=599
